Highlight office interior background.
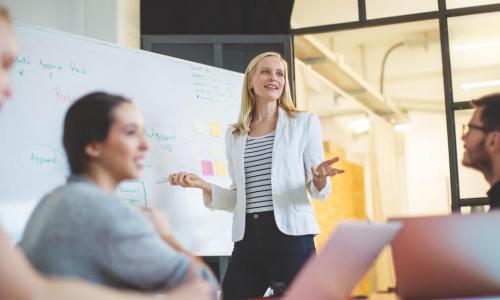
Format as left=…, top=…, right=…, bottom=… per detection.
left=3, top=0, right=499, bottom=294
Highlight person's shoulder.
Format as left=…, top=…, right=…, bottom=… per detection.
left=225, top=126, right=234, bottom=137
left=37, top=182, right=78, bottom=207
left=42, top=179, right=122, bottom=221
left=23, top=181, right=90, bottom=227
left=57, top=179, right=146, bottom=228
left=225, top=125, right=240, bottom=143
left=288, top=111, right=318, bottom=125
left=295, top=111, right=314, bottom=119
left=34, top=181, right=96, bottom=217
left=54, top=179, right=107, bottom=204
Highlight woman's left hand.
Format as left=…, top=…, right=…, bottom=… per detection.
left=311, top=157, right=345, bottom=190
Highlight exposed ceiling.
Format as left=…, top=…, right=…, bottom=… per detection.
left=292, top=9, right=500, bottom=121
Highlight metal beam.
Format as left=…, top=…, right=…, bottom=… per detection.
left=438, top=0, right=461, bottom=213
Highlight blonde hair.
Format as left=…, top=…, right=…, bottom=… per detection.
left=232, top=52, right=298, bottom=135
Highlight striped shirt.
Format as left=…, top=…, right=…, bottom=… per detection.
left=244, top=131, right=275, bottom=213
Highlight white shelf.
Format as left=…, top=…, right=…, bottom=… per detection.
left=294, top=34, right=406, bottom=124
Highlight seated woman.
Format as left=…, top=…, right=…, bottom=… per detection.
left=1, top=226, right=213, bottom=300
left=19, top=92, right=216, bottom=292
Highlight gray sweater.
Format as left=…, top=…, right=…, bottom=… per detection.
left=19, top=175, right=191, bottom=291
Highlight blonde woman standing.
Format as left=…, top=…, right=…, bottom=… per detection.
left=170, top=52, right=344, bottom=299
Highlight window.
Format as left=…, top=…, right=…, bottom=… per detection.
left=448, top=11, right=500, bottom=102
left=366, top=0, right=437, bottom=19
left=447, top=0, right=500, bottom=9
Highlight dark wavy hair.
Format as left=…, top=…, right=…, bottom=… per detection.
left=472, top=93, right=500, bottom=132
left=63, top=92, right=131, bottom=174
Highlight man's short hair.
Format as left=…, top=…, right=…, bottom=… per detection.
left=472, top=93, right=500, bottom=132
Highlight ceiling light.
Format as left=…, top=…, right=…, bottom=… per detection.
left=453, top=41, right=500, bottom=51
left=395, top=124, right=410, bottom=132
left=461, top=80, right=500, bottom=90
left=348, top=118, right=369, bottom=134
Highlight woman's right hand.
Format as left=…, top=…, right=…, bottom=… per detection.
left=169, top=172, right=210, bottom=192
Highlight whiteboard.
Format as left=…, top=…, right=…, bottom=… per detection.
left=0, top=24, right=243, bottom=256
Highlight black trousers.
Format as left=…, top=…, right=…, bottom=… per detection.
left=221, top=211, right=316, bottom=300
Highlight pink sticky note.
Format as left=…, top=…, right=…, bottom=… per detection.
left=201, top=160, right=214, bottom=176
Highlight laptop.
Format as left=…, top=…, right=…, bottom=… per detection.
left=391, top=212, right=500, bottom=299
left=283, top=220, right=402, bottom=300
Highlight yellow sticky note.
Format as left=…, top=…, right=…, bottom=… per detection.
left=194, top=120, right=206, bottom=134
left=211, top=143, right=223, bottom=156
left=214, top=160, right=228, bottom=176
left=209, top=122, right=221, bottom=137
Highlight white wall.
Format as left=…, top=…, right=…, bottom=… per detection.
left=403, top=112, right=451, bottom=215
left=317, top=99, right=453, bottom=216
left=0, top=0, right=140, bottom=48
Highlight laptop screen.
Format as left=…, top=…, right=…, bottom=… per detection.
left=284, top=221, right=401, bottom=300
left=391, top=212, right=500, bottom=299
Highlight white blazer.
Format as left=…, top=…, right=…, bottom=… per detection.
left=203, top=107, right=330, bottom=242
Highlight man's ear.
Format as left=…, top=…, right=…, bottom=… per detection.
left=486, top=132, right=500, bottom=153
left=84, top=142, right=102, bottom=159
